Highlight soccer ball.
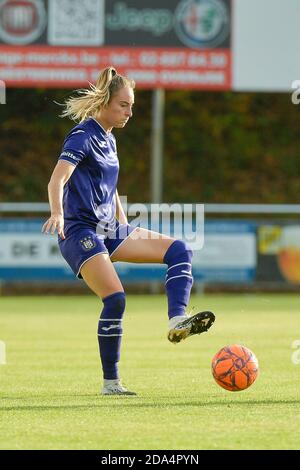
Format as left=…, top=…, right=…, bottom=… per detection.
left=211, top=344, right=259, bottom=392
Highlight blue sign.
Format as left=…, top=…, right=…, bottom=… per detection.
left=0, top=218, right=256, bottom=284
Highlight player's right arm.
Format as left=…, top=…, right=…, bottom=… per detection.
left=42, top=160, right=76, bottom=240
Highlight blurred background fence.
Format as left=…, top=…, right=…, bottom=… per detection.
left=1, top=203, right=300, bottom=294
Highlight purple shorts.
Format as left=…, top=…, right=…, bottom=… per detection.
left=58, top=222, right=136, bottom=278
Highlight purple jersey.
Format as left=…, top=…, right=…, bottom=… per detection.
left=58, top=118, right=119, bottom=236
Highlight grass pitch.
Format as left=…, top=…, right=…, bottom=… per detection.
left=0, top=294, right=300, bottom=450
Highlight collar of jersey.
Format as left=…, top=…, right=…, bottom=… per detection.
left=90, top=118, right=110, bottom=138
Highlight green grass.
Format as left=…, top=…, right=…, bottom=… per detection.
left=0, top=294, right=300, bottom=450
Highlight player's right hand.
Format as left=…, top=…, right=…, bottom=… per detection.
left=42, top=214, right=65, bottom=240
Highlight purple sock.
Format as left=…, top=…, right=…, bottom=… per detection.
left=163, top=240, right=193, bottom=320
left=97, top=291, right=125, bottom=380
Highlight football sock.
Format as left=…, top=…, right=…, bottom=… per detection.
left=97, top=291, right=125, bottom=380
left=163, top=240, right=194, bottom=320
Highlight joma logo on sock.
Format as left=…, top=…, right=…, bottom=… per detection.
left=102, top=324, right=121, bottom=332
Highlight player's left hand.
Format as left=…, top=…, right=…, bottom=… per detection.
left=42, top=214, right=65, bottom=239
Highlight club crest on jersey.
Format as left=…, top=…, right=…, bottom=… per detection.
left=80, top=236, right=96, bottom=251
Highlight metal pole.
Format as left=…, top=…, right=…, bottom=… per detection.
left=150, top=88, right=165, bottom=203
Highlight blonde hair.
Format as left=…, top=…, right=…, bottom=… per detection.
left=60, top=67, right=135, bottom=122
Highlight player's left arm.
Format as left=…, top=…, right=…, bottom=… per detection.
left=115, top=189, right=128, bottom=225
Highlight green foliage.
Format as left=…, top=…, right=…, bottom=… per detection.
left=1, top=88, right=300, bottom=202
left=164, top=91, right=300, bottom=203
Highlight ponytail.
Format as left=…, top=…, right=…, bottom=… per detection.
left=59, top=67, right=135, bottom=122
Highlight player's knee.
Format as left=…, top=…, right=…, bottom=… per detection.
left=181, top=240, right=193, bottom=263
left=164, top=239, right=193, bottom=265
left=102, top=291, right=126, bottom=318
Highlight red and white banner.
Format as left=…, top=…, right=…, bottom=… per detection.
left=0, top=0, right=231, bottom=89
left=0, top=45, right=231, bottom=89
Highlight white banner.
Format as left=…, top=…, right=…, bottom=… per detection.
left=0, top=233, right=64, bottom=267
left=194, top=233, right=256, bottom=268
left=233, top=0, right=300, bottom=91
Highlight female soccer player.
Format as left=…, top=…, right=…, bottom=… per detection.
left=42, top=67, right=215, bottom=395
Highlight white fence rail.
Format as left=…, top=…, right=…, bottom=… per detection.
left=1, top=203, right=300, bottom=214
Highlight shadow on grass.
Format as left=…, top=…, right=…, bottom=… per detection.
left=0, top=398, right=299, bottom=412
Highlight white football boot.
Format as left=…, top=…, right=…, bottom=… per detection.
left=168, top=311, right=215, bottom=343
left=102, top=379, right=136, bottom=396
